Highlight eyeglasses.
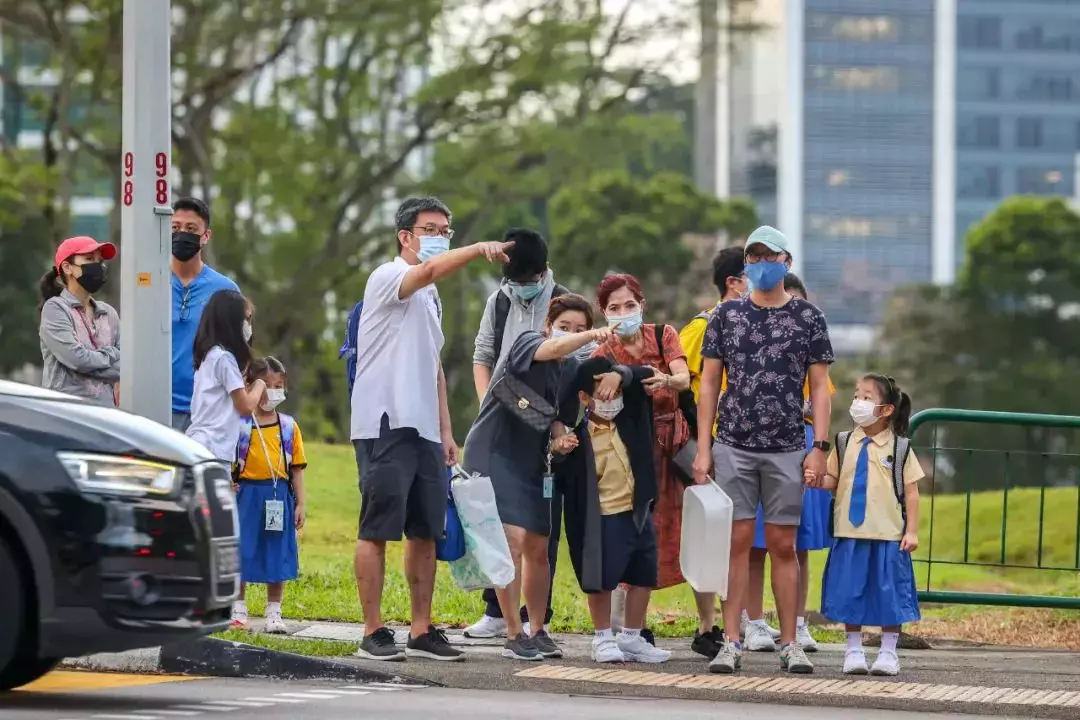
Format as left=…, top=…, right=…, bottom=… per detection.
left=410, top=224, right=454, bottom=239
left=744, top=251, right=782, bottom=263
left=178, top=288, right=192, bottom=321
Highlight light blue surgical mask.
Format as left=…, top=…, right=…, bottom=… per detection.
left=745, top=261, right=787, bottom=292
left=416, top=235, right=450, bottom=262
left=510, top=282, right=543, bottom=301
left=607, top=311, right=642, bottom=338
left=552, top=328, right=597, bottom=361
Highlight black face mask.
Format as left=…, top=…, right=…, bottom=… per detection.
left=172, top=231, right=202, bottom=262
left=75, top=262, right=107, bottom=294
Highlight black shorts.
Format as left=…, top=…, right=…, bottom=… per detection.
left=354, top=414, right=448, bottom=542
left=598, top=510, right=658, bottom=592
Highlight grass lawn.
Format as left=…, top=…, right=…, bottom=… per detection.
left=233, top=442, right=1080, bottom=650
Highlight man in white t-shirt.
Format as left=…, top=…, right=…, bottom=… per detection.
left=351, top=196, right=512, bottom=663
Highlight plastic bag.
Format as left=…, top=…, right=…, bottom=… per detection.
left=436, top=471, right=466, bottom=562
left=449, top=547, right=490, bottom=590
left=449, top=465, right=515, bottom=589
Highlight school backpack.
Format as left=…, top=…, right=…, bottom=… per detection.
left=339, top=299, right=365, bottom=398
left=492, top=283, right=569, bottom=356
left=237, top=414, right=298, bottom=478
left=831, top=430, right=912, bottom=535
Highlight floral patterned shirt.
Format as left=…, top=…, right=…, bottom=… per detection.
left=702, top=296, right=834, bottom=452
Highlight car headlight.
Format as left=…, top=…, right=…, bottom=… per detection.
left=57, top=452, right=181, bottom=497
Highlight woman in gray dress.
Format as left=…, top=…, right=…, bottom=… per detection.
left=462, top=293, right=618, bottom=662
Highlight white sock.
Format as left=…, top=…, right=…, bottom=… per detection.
left=881, top=631, right=900, bottom=653
left=266, top=601, right=281, bottom=615
left=846, top=631, right=863, bottom=652
left=620, top=628, right=641, bottom=638
left=595, top=628, right=613, bottom=640
left=233, top=600, right=248, bottom=612
left=797, top=616, right=806, bottom=628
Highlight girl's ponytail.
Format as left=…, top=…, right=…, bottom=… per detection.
left=38, top=267, right=64, bottom=313
left=893, top=388, right=913, bottom=437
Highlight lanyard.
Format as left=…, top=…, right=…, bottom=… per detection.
left=70, top=306, right=99, bottom=349
left=252, top=417, right=287, bottom=498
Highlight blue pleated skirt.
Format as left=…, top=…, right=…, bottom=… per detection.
left=821, top=537, right=921, bottom=627
left=752, top=423, right=832, bottom=551
left=237, top=481, right=299, bottom=584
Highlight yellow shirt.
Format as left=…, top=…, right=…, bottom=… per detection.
left=826, top=427, right=924, bottom=541
left=240, top=416, right=309, bottom=480
left=589, top=420, right=634, bottom=516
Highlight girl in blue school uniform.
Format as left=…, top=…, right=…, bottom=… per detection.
left=741, top=273, right=836, bottom=653
left=808, top=373, right=923, bottom=677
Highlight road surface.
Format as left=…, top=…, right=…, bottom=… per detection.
left=3, top=672, right=1014, bottom=720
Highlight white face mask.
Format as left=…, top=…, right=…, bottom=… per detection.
left=592, top=395, right=624, bottom=420
left=261, top=388, right=286, bottom=412
left=242, top=320, right=253, bottom=344
left=849, top=399, right=880, bottom=427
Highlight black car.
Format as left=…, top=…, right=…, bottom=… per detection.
left=0, top=380, right=240, bottom=690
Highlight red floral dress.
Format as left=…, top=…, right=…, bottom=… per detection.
left=594, top=324, right=690, bottom=588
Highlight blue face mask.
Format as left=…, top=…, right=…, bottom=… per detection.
left=745, top=261, right=787, bottom=292
left=416, top=235, right=450, bottom=262
left=607, top=311, right=643, bottom=337
left=511, top=282, right=543, bottom=301
left=552, top=328, right=596, bottom=360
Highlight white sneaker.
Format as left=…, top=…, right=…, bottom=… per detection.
left=521, top=622, right=551, bottom=637
left=744, top=621, right=778, bottom=652
left=871, top=649, right=900, bottom=676
left=591, top=635, right=626, bottom=663
left=843, top=649, right=869, bottom=675
left=796, top=621, right=818, bottom=652
left=230, top=602, right=248, bottom=630
left=617, top=633, right=671, bottom=663
left=264, top=613, right=288, bottom=634
left=463, top=615, right=507, bottom=639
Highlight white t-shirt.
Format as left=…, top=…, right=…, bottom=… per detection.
left=350, top=257, right=444, bottom=443
left=186, top=345, right=246, bottom=462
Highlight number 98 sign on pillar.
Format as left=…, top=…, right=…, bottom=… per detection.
left=121, top=151, right=170, bottom=206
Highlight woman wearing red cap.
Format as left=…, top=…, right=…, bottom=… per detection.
left=38, top=236, right=121, bottom=406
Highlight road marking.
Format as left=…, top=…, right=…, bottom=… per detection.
left=92, top=715, right=164, bottom=720
left=304, top=690, right=370, bottom=696
left=274, top=692, right=334, bottom=700
left=242, top=696, right=305, bottom=703
left=152, top=713, right=202, bottom=717
left=171, top=705, right=235, bottom=713
left=514, top=665, right=1080, bottom=708
left=204, top=700, right=274, bottom=708
left=20, top=672, right=203, bottom=693
left=339, top=685, right=398, bottom=691
left=363, top=682, right=428, bottom=689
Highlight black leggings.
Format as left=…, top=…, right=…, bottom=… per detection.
left=482, top=491, right=561, bottom=624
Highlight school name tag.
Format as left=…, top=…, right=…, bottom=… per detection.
left=265, top=499, right=285, bottom=532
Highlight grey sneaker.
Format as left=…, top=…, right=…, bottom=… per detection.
left=708, top=640, right=742, bottom=674
left=780, top=642, right=814, bottom=674
left=530, top=630, right=563, bottom=658
left=502, top=632, right=542, bottom=661
left=356, top=626, right=406, bottom=662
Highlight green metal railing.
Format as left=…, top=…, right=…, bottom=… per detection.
left=909, top=408, right=1080, bottom=610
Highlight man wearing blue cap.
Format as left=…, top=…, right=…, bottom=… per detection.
left=692, top=226, right=835, bottom=676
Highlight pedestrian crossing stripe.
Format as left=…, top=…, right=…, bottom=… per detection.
left=17, top=671, right=203, bottom=693
left=513, top=665, right=1080, bottom=708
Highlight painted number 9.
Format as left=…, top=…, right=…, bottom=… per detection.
left=155, top=152, right=169, bottom=204
left=122, top=151, right=134, bottom=206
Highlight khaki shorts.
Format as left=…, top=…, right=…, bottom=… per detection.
left=712, top=442, right=806, bottom=526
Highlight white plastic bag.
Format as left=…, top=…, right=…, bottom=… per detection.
left=449, top=465, right=515, bottom=589
left=448, top=547, right=490, bottom=591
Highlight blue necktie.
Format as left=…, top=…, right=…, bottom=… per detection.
left=848, top=437, right=873, bottom=527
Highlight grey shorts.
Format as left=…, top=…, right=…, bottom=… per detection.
left=171, top=412, right=191, bottom=432
left=712, top=442, right=806, bottom=526
left=354, top=414, right=448, bottom=542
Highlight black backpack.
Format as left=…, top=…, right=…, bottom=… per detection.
left=492, top=283, right=569, bottom=354
left=652, top=324, right=699, bottom=437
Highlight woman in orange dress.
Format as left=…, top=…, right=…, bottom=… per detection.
left=592, top=274, right=725, bottom=660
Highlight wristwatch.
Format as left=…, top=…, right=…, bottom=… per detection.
left=812, top=440, right=831, bottom=452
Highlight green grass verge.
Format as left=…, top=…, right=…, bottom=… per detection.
left=231, top=442, right=1080, bottom=638
left=214, top=628, right=358, bottom=657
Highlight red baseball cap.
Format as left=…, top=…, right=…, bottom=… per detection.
left=54, top=236, right=117, bottom=271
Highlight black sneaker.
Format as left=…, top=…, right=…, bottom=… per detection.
left=503, top=632, right=542, bottom=661
left=530, top=630, right=563, bottom=658
left=356, top=626, right=405, bottom=661
left=641, top=627, right=656, bottom=646
left=406, top=625, right=465, bottom=662
left=692, top=625, right=725, bottom=659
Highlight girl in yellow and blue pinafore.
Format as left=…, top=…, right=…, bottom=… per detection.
left=230, top=357, right=308, bottom=634
left=810, top=373, right=923, bottom=678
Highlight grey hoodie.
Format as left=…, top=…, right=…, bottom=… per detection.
left=473, top=271, right=558, bottom=368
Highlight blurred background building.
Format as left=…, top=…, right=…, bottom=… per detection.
left=718, top=0, right=1080, bottom=354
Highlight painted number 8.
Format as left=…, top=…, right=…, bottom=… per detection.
left=155, top=152, right=169, bottom=204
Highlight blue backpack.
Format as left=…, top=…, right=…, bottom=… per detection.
left=237, top=414, right=297, bottom=479
left=339, top=300, right=364, bottom=397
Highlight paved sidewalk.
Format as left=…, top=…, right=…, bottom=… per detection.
left=250, top=619, right=1080, bottom=718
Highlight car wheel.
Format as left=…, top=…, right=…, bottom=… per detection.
left=0, top=535, right=51, bottom=691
